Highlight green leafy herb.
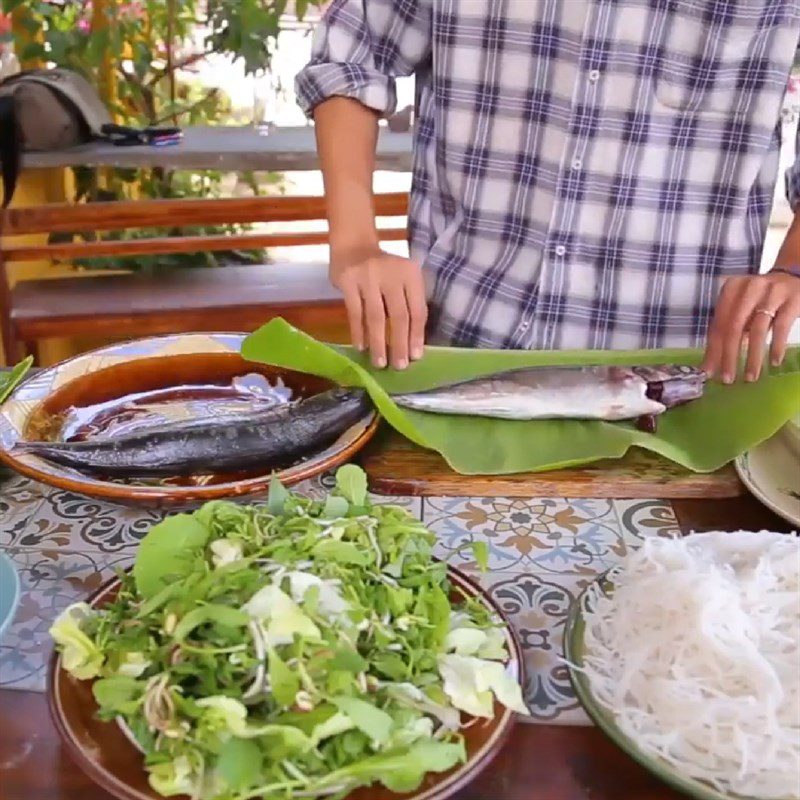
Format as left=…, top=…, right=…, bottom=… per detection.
left=132, top=514, right=210, bottom=599
left=331, top=696, right=393, bottom=746
left=92, top=675, right=142, bottom=714
left=471, top=541, right=490, bottom=572
left=328, top=647, right=368, bottom=674
left=268, top=475, right=289, bottom=515
left=0, top=356, right=34, bottom=404
left=268, top=647, right=300, bottom=708
left=323, top=739, right=466, bottom=794
left=217, top=737, right=262, bottom=792
left=322, top=495, right=349, bottom=519
left=172, top=604, right=249, bottom=642
left=311, top=540, right=370, bottom=566
left=335, top=463, right=368, bottom=505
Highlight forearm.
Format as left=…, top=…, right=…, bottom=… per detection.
left=314, top=97, right=381, bottom=270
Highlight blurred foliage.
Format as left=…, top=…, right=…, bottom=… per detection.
left=1, top=0, right=323, bottom=273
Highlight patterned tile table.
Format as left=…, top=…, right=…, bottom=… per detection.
left=0, top=470, right=680, bottom=724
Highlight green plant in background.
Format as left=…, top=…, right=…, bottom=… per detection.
left=1, top=0, right=324, bottom=274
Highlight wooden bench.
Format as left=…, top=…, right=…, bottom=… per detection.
left=0, top=192, right=409, bottom=362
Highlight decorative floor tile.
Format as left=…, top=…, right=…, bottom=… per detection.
left=425, top=496, right=626, bottom=575
left=463, top=569, right=591, bottom=725
left=0, top=548, right=133, bottom=692
left=613, top=500, right=680, bottom=550
left=21, top=489, right=165, bottom=553
left=0, top=473, right=49, bottom=548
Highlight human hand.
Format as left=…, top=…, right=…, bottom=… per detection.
left=703, top=271, right=800, bottom=383
left=331, top=251, right=427, bottom=370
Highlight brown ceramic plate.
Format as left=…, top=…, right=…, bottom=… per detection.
left=48, top=565, right=524, bottom=800
left=0, top=333, right=378, bottom=508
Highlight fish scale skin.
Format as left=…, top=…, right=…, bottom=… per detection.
left=392, top=365, right=706, bottom=421
left=16, top=389, right=370, bottom=477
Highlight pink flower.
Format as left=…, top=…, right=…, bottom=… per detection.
left=120, top=1, right=144, bottom=19
left=77, top=18, right=91, bottom=33
left=788, top=77, right=799, bottom=96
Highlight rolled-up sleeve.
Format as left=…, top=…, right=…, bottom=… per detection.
left=296, top=0, right=432, bottom=118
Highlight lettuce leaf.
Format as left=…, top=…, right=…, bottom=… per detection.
left=133, top=514, right=211, bottom=599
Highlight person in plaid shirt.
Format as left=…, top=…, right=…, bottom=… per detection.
left=296, top=1, right=800, bottom=384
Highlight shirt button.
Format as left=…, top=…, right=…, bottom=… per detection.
left=571, top=157, right=582, bottom=170
left=555, top=245, right=566, bottom=257
left=589, top=69, right=601, bottom=82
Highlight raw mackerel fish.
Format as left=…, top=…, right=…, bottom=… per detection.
left=392, top=365, right=706, bottom=429
left=16, top=388, right=370, bottom=477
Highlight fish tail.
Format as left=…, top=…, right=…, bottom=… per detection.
left=13, top=439, right=93, bottom=470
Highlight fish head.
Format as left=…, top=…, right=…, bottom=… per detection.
left=634, top=365, right=707, bottom=409
left=316, top=387, right=371, bottom=414
left=631, top=365, right=707, bottom=384
left=328, top=387, right=367, bottom=402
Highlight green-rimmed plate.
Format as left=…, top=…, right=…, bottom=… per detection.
left=0, top=550, right=20, bottom=640
left=563, top=577, right=761, bottom=800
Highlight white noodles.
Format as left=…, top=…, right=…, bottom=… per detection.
left=576, top=531, right=800, bottom=799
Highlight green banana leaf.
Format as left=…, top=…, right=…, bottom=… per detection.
left=241, top=319, right=800, bottom=475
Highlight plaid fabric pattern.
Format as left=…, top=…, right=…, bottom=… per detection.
left=297, top=0, right=800, bottom=350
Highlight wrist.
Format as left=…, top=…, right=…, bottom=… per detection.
left=330, top=237, right=382, bottom=270
left=770, top=266, right=800, bottom=279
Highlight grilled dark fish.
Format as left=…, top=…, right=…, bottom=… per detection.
left=392, top=365, right=706, bottom=430
left=16, top=388, right=371, bottom=477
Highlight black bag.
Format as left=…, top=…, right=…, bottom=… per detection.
left=0, top=68, right=112, bottom=208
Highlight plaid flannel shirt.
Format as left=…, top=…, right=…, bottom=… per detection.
left=297, top=0, right=800, bottom=350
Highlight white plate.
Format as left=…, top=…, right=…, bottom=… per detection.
left=735, top=426, right=800, bottom=529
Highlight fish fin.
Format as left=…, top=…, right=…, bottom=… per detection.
left=636, top=415, right=658, bottom=434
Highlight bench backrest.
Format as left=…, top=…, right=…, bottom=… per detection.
left=0, top=192, right=409, bottom=266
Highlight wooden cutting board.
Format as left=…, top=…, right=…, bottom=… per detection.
left=359, top=430, right=744, bottom=498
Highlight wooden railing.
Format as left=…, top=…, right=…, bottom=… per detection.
left=2, top=192, right=409, bottom=262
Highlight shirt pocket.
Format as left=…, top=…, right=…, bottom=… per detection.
left=654, top=0, right=776, bottom=116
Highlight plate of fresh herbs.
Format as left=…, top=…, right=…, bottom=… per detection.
left=48, top=466, right=526, bottom=800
